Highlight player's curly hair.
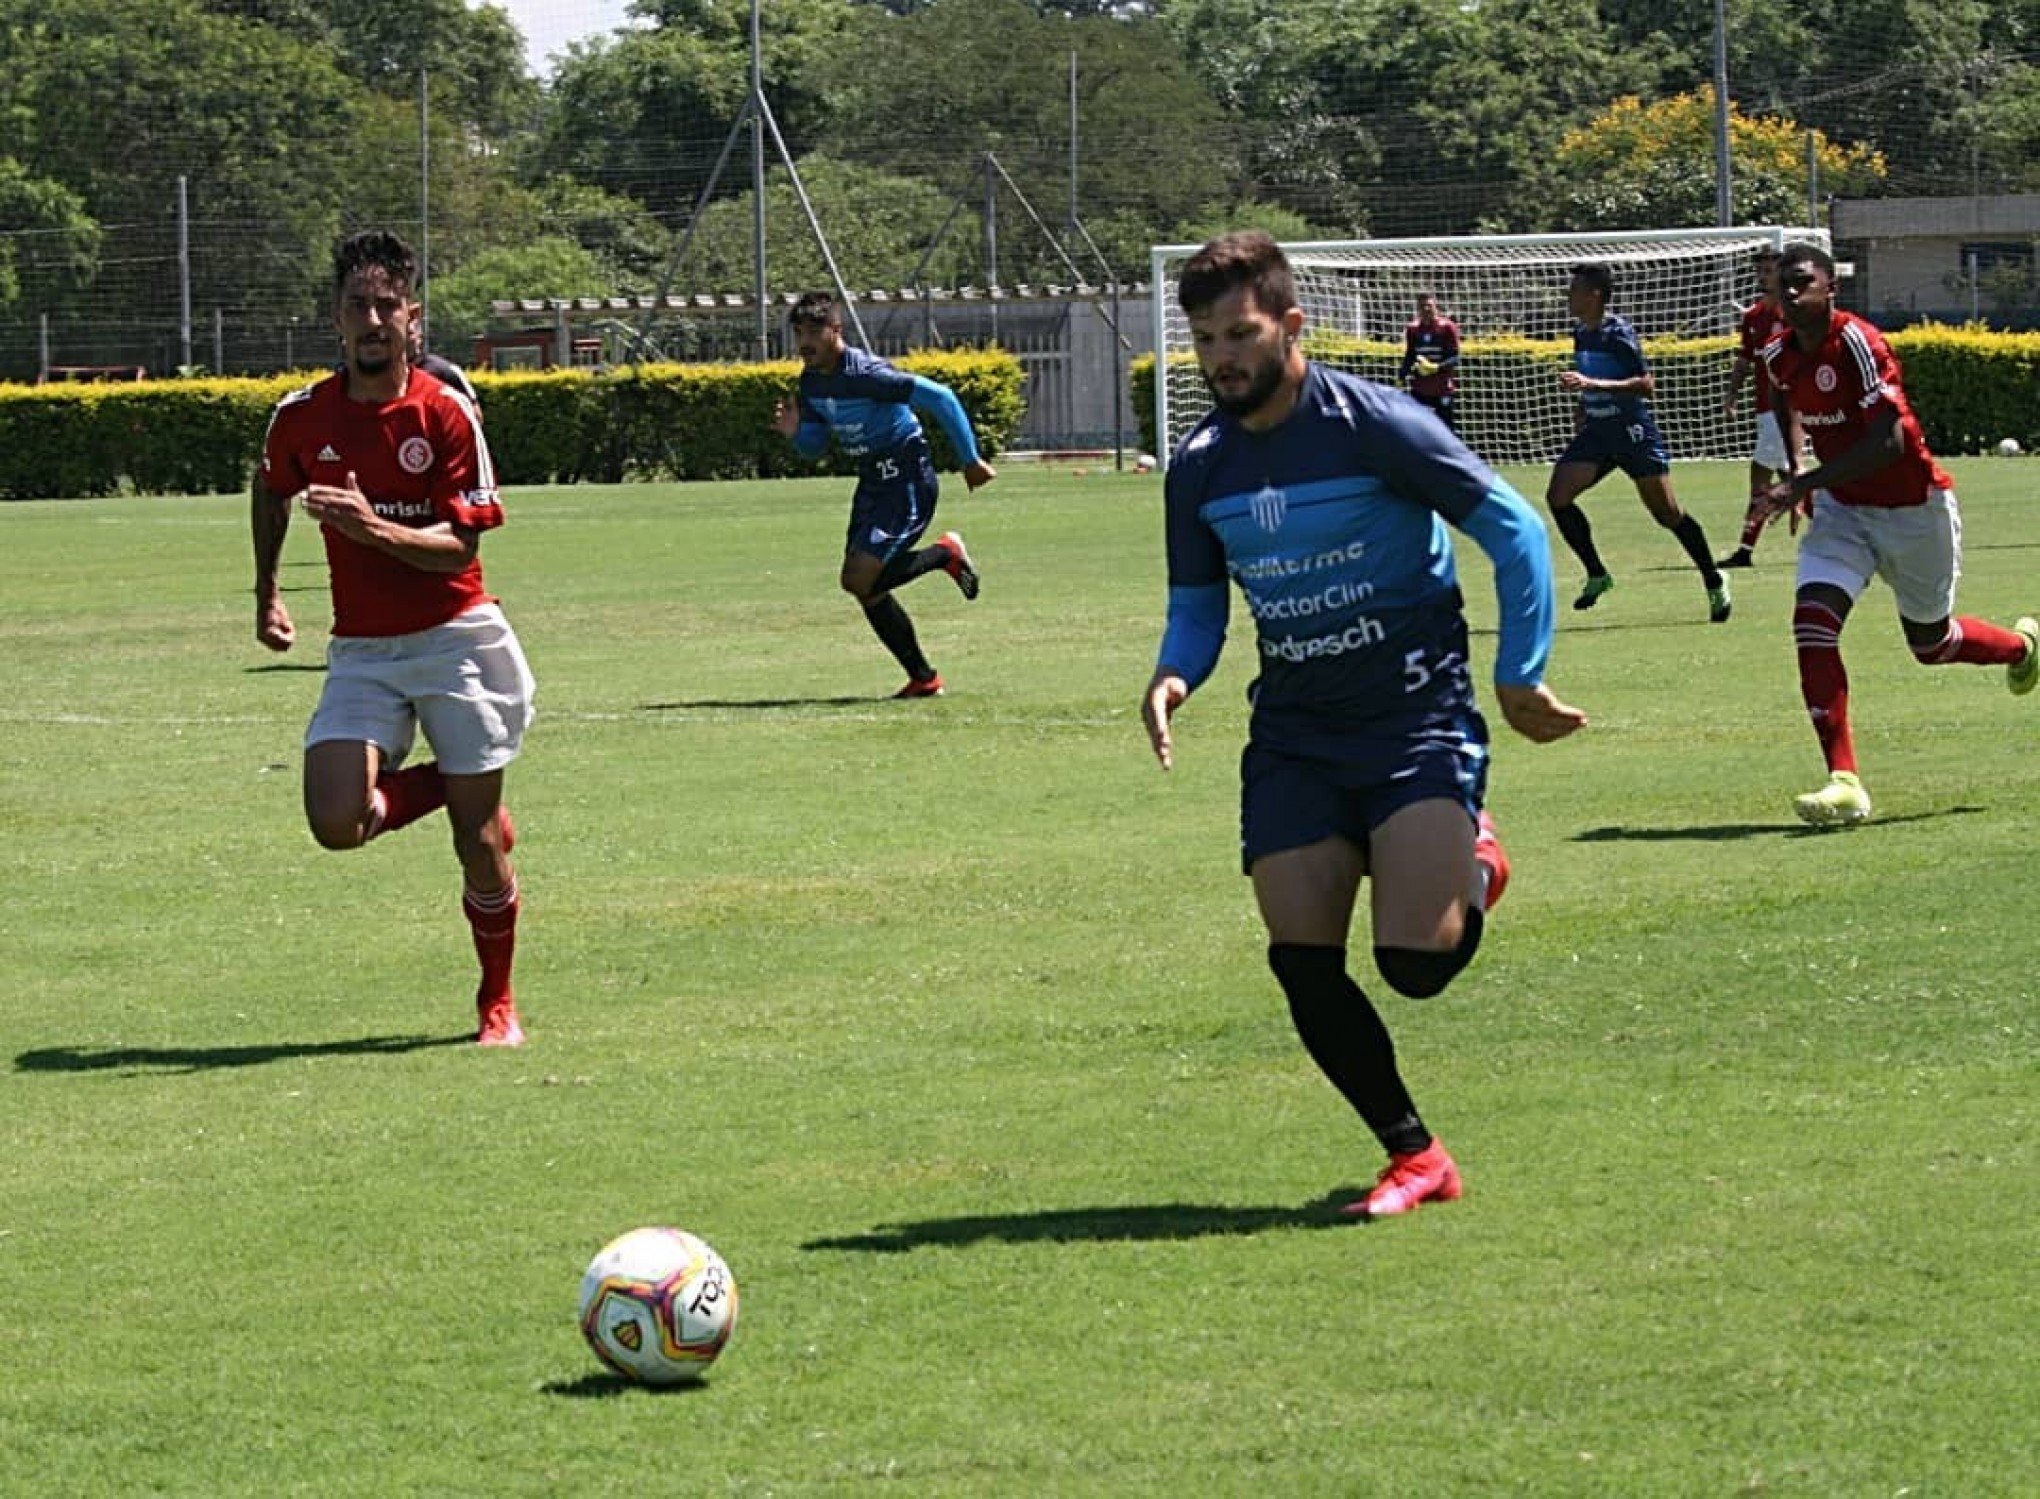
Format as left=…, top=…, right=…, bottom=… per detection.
left=333, top=230, right=419, bottom=298
left=1177, top=231, right=1297, bottom=319
left=1779, top=240, right=1836, bottom=277
left=788, top=291, right=842, bottom=330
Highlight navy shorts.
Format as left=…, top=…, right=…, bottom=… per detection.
left=1239, top=713, right=1491, bottom=873
left=844, top=439, right=940, bottom=563
left=1558, top=418, right=1670, bottom=481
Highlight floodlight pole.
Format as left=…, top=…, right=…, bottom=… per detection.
left=1712, top=0, right=1733, bottom=226
left=636, top=0, right=867, bottom=360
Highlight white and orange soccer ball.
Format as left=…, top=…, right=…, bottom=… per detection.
left=578, top=1227, right=738, bottom=1384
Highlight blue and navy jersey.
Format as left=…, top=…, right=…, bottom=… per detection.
left=1160, top=364, right=1554, bottom=751
left=795, top=346, right=922, bottom=458
left=1572, top=313, right=1651, bottom=426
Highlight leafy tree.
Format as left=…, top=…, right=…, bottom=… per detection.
left=1539, top=88, right=1885, bottom=232
left=666, top=154, right=980, bottom=292
left=426, top=235, right=616, bottom=353
left=0, top=158, right=100, bottom=307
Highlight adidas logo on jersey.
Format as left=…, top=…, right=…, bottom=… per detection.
left=317, top=444, right=342, bottom=463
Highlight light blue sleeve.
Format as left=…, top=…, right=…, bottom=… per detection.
left=908, top=377, right=983, bottom=467
left=1455, top=479, right=1554, bottom=688
left=1157, top=582, right=1230, bottom=692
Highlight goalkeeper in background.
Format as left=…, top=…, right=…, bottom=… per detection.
left=1399, top=291, right=1461, bottom=430
left=1546, top=261, right=1733, bottom=624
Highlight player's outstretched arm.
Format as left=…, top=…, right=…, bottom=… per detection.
left=1494, top=682, right=1587, bottom=744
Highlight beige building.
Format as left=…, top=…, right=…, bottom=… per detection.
left=1832, top=195, right=2040, bottom=323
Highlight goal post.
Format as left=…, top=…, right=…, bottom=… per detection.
left=1149, top=226, right=1831, bottom=469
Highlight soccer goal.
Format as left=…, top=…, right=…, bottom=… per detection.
left=1149, top=226, right=1830, bottom=469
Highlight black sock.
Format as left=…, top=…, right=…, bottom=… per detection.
left=875, top=544, right=948, bottom=593
left=861, top=595, right=933, bottom=680
left=1666, top=514, right=1723, bottom=588
left=1267, top=943, right=1430, bottom=1156
left=1553, top=505, right=1606, bottom=577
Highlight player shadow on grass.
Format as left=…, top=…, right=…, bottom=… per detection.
left=642, top=697, right=879, bottom=710
left=14, top=1033, right=470, bottom=1075
left=800, top=1193, right=1362, bottom=1254
left=1574, top=806, right=1982, bottom=842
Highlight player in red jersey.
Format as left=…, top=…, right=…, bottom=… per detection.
left=1755, top=241, right=2037, bottom=828
left=1399, top=291, right=1461, bottom=430
left=252, top=230, right=536, bottom=1044
left=1716, top=245, right=1799, bottom=568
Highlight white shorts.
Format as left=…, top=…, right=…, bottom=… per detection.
left=307, top=602, right=536, bottom=775
left=1752, top=410, right=1791, bottom=473
left=1795, top=488, right=1961, bottom=623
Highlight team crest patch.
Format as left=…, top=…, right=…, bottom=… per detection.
left=397, top=436, right=434, bottom=474
left=1815, top=365, right=1837, bottom=393
left=1251, top=483, right=1287, bottom=532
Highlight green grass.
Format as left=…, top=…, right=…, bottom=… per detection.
left=1, top=459, right=2035, bottom=1495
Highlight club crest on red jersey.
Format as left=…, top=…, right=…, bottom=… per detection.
left=398, top=436, right=434, bottom=474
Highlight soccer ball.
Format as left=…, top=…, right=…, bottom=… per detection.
left=1998, top=437, right=2023, bottom=457
left=578, top=1227, right=738, bottom=1385
left=1135, top=452, right=1158, bottom=473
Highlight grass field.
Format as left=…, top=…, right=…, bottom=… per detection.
left=2, top=459, right=2036, bottom=1495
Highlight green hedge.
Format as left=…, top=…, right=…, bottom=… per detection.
left=0, top=350, right=1027, bottom=500
left=1130, top=325, right=2040, bottom=463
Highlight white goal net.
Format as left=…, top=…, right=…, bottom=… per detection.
left=1150, top=226, right=1830, bottom=468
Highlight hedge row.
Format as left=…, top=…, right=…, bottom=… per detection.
left=0, top=349, right=1027, bottom=501
left=1130, top=324, right=2040, bottom=462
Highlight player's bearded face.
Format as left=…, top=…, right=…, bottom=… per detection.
left=793, top=322, right=844, bottom=373
left=1191, top=292, right=1291, bottom=419
left=336, top=267, right=414, bottom=377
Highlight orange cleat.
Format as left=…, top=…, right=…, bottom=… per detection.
left=937, top=531, right=980, bottom=600
left=1346, top=1139, right=1463, bottom=1220
left=893, top=674, right=945, bottom=699
left=1474, top=808, right=1510, bottom=912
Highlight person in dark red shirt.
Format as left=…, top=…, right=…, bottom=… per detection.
left=1717, top=245, right=1797, bottom=568
left=253, top=229, right=536, bottom=1045
left=1399, top=291, right=1461, bottom=430
left=1755, top=240, right=2037, bottom=827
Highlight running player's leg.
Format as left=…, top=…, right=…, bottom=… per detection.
left=304, top=739, right=384, bottom=850
left=843, top=476, right=941, bottom=693
left=1546, top=453, right=1613, bottom=607
left=1791, top=496, right=1872, bottom=825
left=303, top=648, right=420, bottom=849
left=1365, top=798, right=1488, bottom=1001
left=1633, top=471, right=1729, bottom=619
left=1885, top=490, right=2033, bottom=677
left=415, top=604, right=535, bottom=1044
left=1247, top=752, right=1458, bottom=1219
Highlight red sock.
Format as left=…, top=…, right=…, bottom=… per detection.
left=463, top=875, right=519, bottom=1004
left=1910, top=617, right=2029, bottom=666
left=1794, top=602, right=1856, bottom=774
left=368, top=763, right=446, bottom=840
left=1739, top=502, right=1767, bottom=549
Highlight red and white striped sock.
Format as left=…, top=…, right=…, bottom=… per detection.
left=463, top=875, right=520, bottom=1005
left=1794, top=601, right=1856, bottom=775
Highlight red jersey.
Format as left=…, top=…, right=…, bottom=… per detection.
left=261, top=368, right=501, bottom=636
left=1759, top=310, right=1950, bottom=509
left=1402, top=316, right=1459, bottom=400
left=1736, top=299, right=1783, bottom=411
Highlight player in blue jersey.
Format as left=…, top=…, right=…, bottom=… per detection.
left=1141, top=231, right=1586, bottom=1221
left=1546, top=262, right=1732, bottom=623
left=771, top=292, right=995, bottom=698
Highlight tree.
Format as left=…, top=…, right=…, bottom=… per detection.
left=0, top=158, right=101, bottom=308
left=1539, top=88, right=1885, bottom=232
left=427, top=235, right=616, bottom=354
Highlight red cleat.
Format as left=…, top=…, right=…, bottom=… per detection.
left=496, top=804, right=516, bottom=855
left=937, top=531, right=980, bottom=600
left=475, top=995, right=525, bottom=1047
left=1474, top=808, right=1510, bottom=912
left=893, top=673, right=945, bottom=699
left=1345, top=1139, right=1463, bottom=1220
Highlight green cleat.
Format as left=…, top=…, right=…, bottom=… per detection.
left=1573, top=574, right=1615, bottom=612
left=1793, top=770, right=1871, bottom=829
left=1707, top=579, right=1733, bottom=624
left=2008, top=616, right=2040, bottom=695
